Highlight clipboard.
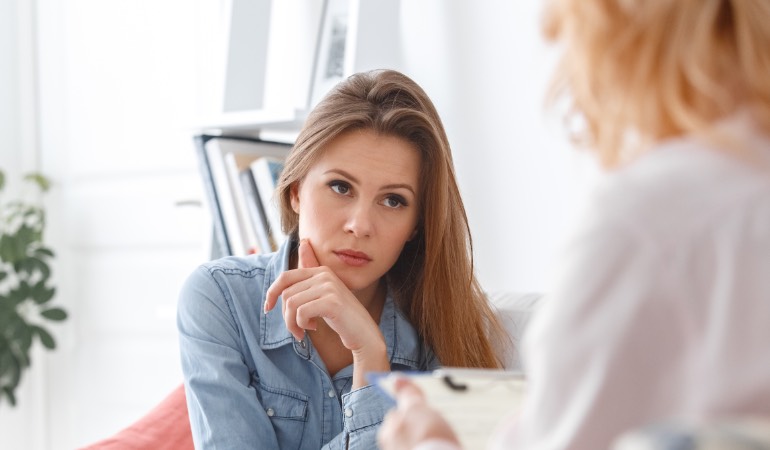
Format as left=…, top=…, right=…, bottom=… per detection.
left=368, top=368, right=527, bottom=449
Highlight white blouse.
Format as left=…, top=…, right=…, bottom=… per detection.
left=421, top=117, right=770, bottom=450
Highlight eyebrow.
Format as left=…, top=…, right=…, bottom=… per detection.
left=324, top=169, right=417, bottom=196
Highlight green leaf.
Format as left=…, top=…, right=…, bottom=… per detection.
left=16, top=224, right=41, bottom=248
left=14, top=258, right=35, bottom=278
left=12, top=260, right=26, bottom=276
left=11, top=351, right=29, bottom=371
left=0, top=306, right=19, bottom=329
left=27, top=257, right=51, bottom=279
left=11, top=322, right=33, bottom=360
left=31, top=325, right=56, bottom=350
left=5, top=313, right=26, bottom=335
left=8, top=281, right=32, bottom=304
left=34, top=247, right=55, bottom=259
left=10, top=351, right=22, bottom=382
left=0, top=234, right=20, bottom=263
left=3, top=310, right=18, bottom=326
left=0, top=271, right=6, bottom=282
left=8, top=331, right=30, bottom=369
left=1, top=386, right=18, bottom=407
left=0, top=169, right=5, bottom=191
left=6, top=288, right=27, bottom=306
left=31, top=282, right=55, bottom=304
left=0, top=353, right=13, bottom=385
left=4, top=349, right=22, bottom=382
left=40, top=307, right=67, bottom=321
left=23, top=173, right=51, bottom=192
left=0, top=343, right=12, bottom=378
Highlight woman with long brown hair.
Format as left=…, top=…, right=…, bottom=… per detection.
left=178, top=69, right=507, bottom=449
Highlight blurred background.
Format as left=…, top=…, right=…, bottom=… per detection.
left=0, top=1, right=597, bottom=448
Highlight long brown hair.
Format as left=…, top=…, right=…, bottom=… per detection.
left=276, top=69, right=507, bottom=368
left=543, top=0, right=770, bottom=168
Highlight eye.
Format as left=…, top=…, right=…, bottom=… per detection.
left=329, top=180, right=351, bottom=196
left=382, top=195, right=408, bottom=209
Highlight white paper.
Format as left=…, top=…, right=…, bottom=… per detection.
left=372, top=369, right=527, bottom=449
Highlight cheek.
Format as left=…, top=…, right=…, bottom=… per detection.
left=296, top=206, right=311, bottom=238
left=384, top=220, right=419, bottom=256
left=295, top=196, right=326, bottom=239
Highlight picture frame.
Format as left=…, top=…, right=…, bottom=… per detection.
left=309, top=0, right=352, bottom=107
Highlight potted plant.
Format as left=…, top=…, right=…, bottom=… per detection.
left=0, top=168, right=67, bottom=406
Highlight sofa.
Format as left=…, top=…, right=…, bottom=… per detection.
left=78, top=383, right=193, bottom=450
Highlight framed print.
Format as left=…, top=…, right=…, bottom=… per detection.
left=309, top=0, right=352, bottom=107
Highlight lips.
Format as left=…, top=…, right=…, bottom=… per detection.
left=334, top=249, right=372, bottom=267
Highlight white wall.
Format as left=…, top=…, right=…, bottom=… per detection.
left=400, top=1, right=597, bottom=293
left=0, top=1, right=19, bottom=167
left=0, top=0, right=49, bottom=448
left=0, top=0, right=25, bottom=174
left=1, top=1, right=600, bottom=447
left=3, top=1, right=215, bottom=448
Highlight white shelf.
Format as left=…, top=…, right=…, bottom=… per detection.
left=193, top=108, right=307, bottom=137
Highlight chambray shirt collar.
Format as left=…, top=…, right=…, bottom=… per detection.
left=260, top=239, right=421, bottom=369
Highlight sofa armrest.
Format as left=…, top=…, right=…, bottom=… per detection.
left=78, top=383, right=193, bottom=450
left=487, top=291, right=542, bottom=371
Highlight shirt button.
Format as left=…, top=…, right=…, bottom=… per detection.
left=344, top=408, right=353, bottom=418
left=327, top=389, right=336, bottom=398
left=266, top=408, right=275, bottom=417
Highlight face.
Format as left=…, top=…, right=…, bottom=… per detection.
left=291, top=128, right=421, bottom=299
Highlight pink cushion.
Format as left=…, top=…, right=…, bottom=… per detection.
left=79, top=384, right=193, bottom=450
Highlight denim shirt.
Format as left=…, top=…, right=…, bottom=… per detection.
left=178, top=240, right=439, bottom=449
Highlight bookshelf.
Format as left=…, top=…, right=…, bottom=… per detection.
left=194, top=134, right=292, bottom=259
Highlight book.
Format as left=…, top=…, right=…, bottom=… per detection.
left=225, top=152, right=263, bottom=254
left=369, top=368, right=527, bottom=449
left=193, top=135, right=231, bottom=258
left=250, top=156, right=288, bottom=249
left=205, top=139, right=249, bottom=256
left=239, top=168, right=274, bottom=253
left=196, top=135, right=291, bottom=256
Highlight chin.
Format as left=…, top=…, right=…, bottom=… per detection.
left=339, top=276, right=371, bottom=293
left=336, top=271, right=380, bottom=295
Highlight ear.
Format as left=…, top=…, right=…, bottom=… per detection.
left=290, top=182, right=300, bottom=213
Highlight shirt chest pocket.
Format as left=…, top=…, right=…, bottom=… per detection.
left=259, top=384, right=310, bottom=449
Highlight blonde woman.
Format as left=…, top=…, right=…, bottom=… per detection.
left=177, top=69, right=507, bottom=449
left=379, top=1, right=770, bottom=449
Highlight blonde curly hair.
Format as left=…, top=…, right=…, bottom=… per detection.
left=543, top=0, right=770, bottom=167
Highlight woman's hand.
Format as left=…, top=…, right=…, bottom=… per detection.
left=378, top=377, right=461, bottom=450
left=264, top=240, right=389, bottom=386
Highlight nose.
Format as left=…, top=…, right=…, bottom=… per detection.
left=344, top=202, right=374, bottom=238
